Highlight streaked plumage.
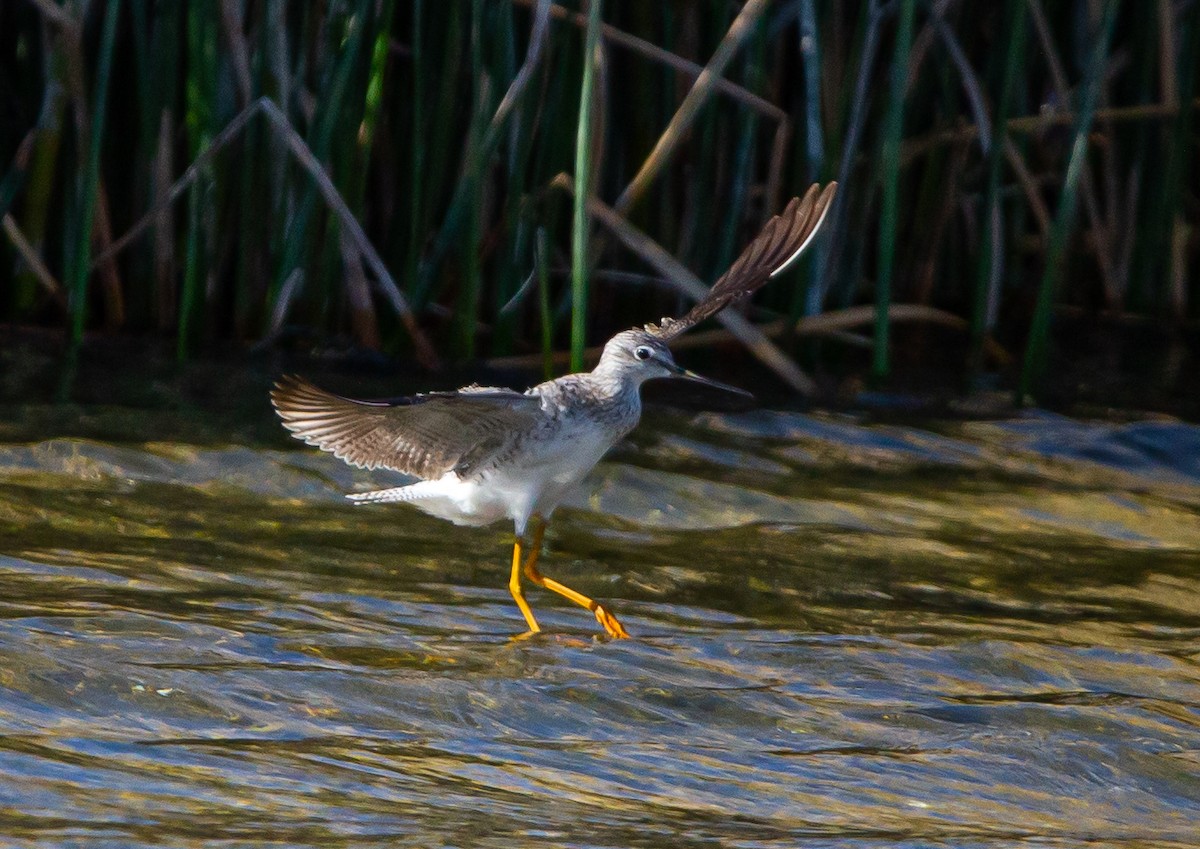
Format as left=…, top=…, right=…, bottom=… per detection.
left=272, top=182, right=836, bottom=638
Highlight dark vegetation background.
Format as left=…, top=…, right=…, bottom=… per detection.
left=0, top=0, right=1197, bottom=415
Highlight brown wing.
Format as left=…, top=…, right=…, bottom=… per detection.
left=270, top=375, right=543, bottom=479
left=647, top=182, right=837, bottom=341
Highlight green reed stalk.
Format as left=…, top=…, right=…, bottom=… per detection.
left=142, top=1, right=182, bottom=332
left=178, top=177, right=203, bottom=359
left=0, top=147, right=29, bottom=221
left=492, top=3, right=525, bottom=356
left=178, top=3, right=217, bottom=360
left=67, top=0, right=121, bottom=358
left=970, top=0, right=1027, bottom=367
left=410, top=5, right=476, bottom=310
left=404, top=0, right=426, bottom=306
left=1124, top=9, right=1162, bottom=313
left=1019, top=0, right=1121, bottom=400
left=570, top=0, right=602, bottom=373
left=457, top=0, right=487, bottom=358
left=691, top=3, right=733, bottom=280
left=11, top=50, right=64, bottom=314
left=1156, top=5, right=1199, bottom=315
left=268, top=2, right=368, bottom=323
left=718, top=18, right=765, bottom=274
left=1121, top=2, right=1196, bottom=315
left=337, top=0, right=393, bottom=346
left=527, top=39, right=570, bottom=337
left=790, top=0, right=826, bottom=321
left=417, top=1, right=549, bottom=336
left=233, top=7, right=270, bottom=338
left=536, top=226, right=553, bottom=380
left=798, top=0, right=825, bottom=182
left=873, top=0, right=917, bottom=379
left=653, top=3, right=678, bottom=266
left=819, top=1, right=885, bottom=316
left=361, top=3, right=393, bottom=157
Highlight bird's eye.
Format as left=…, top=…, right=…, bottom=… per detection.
left=634, top=346, right=653, bottom=361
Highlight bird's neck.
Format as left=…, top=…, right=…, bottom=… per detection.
left=575, top=366, right=643, bottom=435
left=588, top=360, right=644, bottom=399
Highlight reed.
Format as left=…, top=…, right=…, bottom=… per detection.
left=1019, top=0, right=1121, bottom=400
left=874, top=0, right=917, bottom=380
left=66, top=0, right=120, bottom=359
left=0, top=0, right=1194, bottom=405
left=570, top=0, right=602, bottom=373
left=177, top=1, right=215, bottom=360
left=536, top=226, right=553, bottom=381
left=971, top=0, right=1027, bottom=371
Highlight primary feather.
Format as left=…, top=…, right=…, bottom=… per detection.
left=270, top=375, right=543, bottom=480
left=645, top=181, right=836, bottom=342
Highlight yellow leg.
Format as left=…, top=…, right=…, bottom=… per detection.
left=509, top=537, right=541, bottom=634
left=521, top=519, right=630, bottom=639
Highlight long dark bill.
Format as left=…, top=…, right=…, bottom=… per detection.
left=671, top=365, right=755, bottom=401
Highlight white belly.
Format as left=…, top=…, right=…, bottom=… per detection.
left=407, top=423, right=619, bottom=533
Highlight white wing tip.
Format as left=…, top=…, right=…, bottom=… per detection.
left=768, top=183, right=836, bottom=279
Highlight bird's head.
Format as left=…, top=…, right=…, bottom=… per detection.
left=595, top=329, right=678, bottom=383
left=594, top=328, right=752, bottom=401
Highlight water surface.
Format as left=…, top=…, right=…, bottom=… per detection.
left=0, top=406, right=1197, bottom=847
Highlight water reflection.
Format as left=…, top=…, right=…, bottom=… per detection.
left=0, top=409, right=1197, bottom=847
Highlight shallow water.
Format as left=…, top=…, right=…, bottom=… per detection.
left=0, top=406, right=1197, bottom=847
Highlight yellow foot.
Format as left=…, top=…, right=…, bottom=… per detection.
left=594, top=604, right=630, bottom=639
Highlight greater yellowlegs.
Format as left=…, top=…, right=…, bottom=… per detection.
left=272, top=182, right=836, bottom=638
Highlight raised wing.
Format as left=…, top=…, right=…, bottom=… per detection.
left=646, top=181, right=836, bottom=342
left=271, top=375, right=543, bottom=479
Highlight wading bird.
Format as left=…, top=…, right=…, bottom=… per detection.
left=272, top=182, right=836, bottom=639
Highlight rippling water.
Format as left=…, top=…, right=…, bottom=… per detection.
left=0, top=406, right=1197, bottom=847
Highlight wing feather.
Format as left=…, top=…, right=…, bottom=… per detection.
left=647, top=182, right=836, bottom=341
left=270, top=375, right=543, bottom=479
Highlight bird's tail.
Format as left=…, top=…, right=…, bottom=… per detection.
left=347, top=485, right=427, bottom=505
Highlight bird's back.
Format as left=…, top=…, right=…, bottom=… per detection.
left=471, top=372, right=641, bottom=485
